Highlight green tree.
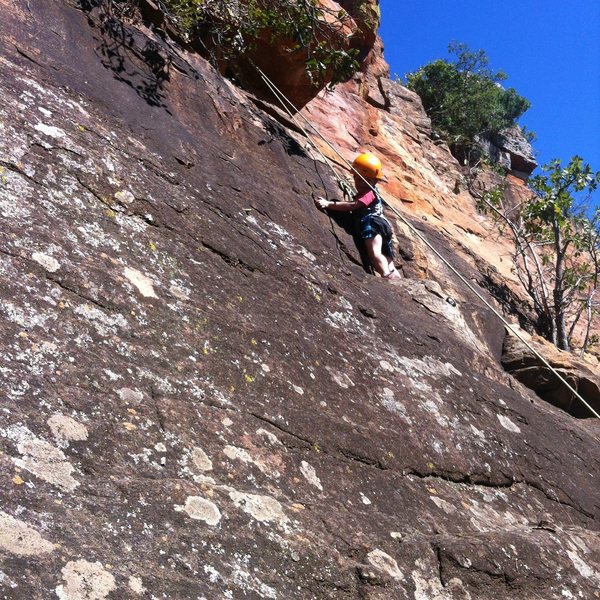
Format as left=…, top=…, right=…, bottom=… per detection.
left=158, top=0, right=360, bottom=86
left=477, top=157, right=600, bottom=353
left=406, top=42, right=530, bottom=149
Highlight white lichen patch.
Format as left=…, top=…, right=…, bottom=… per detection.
left=115, top=213, right=149, bottom=234
left=73, top=304, right=128, bottom=336
left=0, top=184, right=33, bottom=219
left=103, top=369, right=122, bottom=381
left=56, top=560, right=116, bottom=600
left=14, top=339, right=61, bottom=377
left=300, top=461, right=323, bottom=491
left=566, top=541, right=598, bottom=580
left=5, top=425, right=79, bottom=492
left=2, top=300, right=56, bottom=330
left=189, top=447, right=213, bottom=473
left=430, top=496, right=457, bottom=514
left=231, top=564, right=278, bottom=599
left=117, top=388, right=144, bottom=403
left=76, top=222, right=121, bottom=251
left=254, top=218, right=316, bottom=265
left=203, top=564, right=222, bottom=584
left=379, top=387, right=413, bottom=425
left=128, top=575, right=146, bottom=595
left=32, top=252, right=61, bottom=272
left=367, top=549, right=404, bottom=580
left=411, top=558, right=471, bottom=600
left=175, top=496, right=221, bottom=526
left=229, top=491, right=289, bottom=530
left=224, top=445, right=254, bottom=464
left=422, top=395, right=451, bottom=428
left=467, top=497, right=526, bottom=533
left=470, top=424, right=486, bottom=439
left=114, top=189, right=135, bottom=205
left=223, top=445, right=272, bottom=475
left=497, top=414, right=521, bottom=434
left=170, top=284, right=190, bottom=301
left=325, top=367, right=355, bottom=389
left=34, top=122, right=66, bottom=139
left=378, top=352, right=462, bottom=428
left=123, top=267, right=158, bottom=298
left=325, top=309, right=362, bottom=331
left=298, top=247, right=316, bottom=262
left=396, top=356, right=462, bottom=379
left=47, top=414, right=88, bottom=446
left=379, top=360, right=395, bottom=372
left=0, top=512, right=55, bottom=556
left=256, top=428, right=281, bottom=446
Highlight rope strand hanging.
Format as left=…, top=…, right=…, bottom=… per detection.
left=252, top=63, right=600, bottom=420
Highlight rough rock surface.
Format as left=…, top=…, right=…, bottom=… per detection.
left=208, top=0, right=381, bottom=109
left=492, top=126, right=538, bottom=175
left=503, top=331, right=600, bottom=418
left=476, top=126, right=537, bottom=178
left=1, top=2, right=599, bottom=599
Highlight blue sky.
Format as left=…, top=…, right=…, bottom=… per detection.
left=378, top=1, right=600, bottom=175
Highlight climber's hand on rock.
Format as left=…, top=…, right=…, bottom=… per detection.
left=315, top=196, right=330, bottom=211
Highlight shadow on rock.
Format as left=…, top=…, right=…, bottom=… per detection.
left=502, top=331, right=600, bottom=419
left=81, top=0, right=172, bottom=111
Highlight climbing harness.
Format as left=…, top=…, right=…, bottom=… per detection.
left=252, top=63, right=600, bottom=420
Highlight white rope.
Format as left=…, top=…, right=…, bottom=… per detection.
left=253, top=64, right=347, bottom=185
left=252, top=65, right=600, bottom=419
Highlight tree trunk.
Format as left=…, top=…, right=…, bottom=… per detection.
left=553, top=221, right=570, bottom=351
left=538, top=311, right=557, bottom=347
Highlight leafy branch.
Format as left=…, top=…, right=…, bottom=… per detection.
left=155, top=0, right=360, bottom=86
left=476, top=156, right=600, bottom=353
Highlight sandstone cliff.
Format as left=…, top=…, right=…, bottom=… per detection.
left=0, top=2, right=599, bottom=599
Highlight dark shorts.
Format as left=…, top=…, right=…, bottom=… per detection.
left=358, top=215, right=395, bottom=258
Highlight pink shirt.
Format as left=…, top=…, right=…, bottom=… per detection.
left=355, top=189, right=376, bottom=208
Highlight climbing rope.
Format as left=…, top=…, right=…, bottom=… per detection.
left=253, top=63, right=350, bottom=187
left=252, top=64, right=600, bottom=420
left=253, top=63, right=359, bottom=263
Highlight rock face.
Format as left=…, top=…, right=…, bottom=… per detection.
left=0, top=2, right=599, bottom=599
left=503, top=331, right=600, bottom=418
left=476, top=126, right=538, bottom=177
left=206, top=0, right=380, bottom=109
left=492, top=126, right=538, bottom=175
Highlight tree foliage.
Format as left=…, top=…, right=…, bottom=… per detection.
left=406, top=42, right=531, bottom=147
left=158, top=0, right=360, bottom=86
left=477, top=157, right=600, bottom=353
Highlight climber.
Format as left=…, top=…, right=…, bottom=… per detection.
left=314, top=152, right=400, bottom=279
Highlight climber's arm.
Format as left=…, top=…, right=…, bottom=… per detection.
left=314, top=196, right=361, bottom=212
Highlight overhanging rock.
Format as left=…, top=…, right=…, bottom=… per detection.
left=502, top=330, right=600, bottom=418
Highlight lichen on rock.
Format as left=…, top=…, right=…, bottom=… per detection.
left=55, top=560, right=116, bottom=600
left=0, top=1, right=598, bottom=599
left=0, top=512, right=55, bottom=557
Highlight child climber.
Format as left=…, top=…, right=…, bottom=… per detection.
left=314, top=152, right=400, bottom=279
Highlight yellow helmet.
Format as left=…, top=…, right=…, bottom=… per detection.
left=352, top=152, right=383, bottom=180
